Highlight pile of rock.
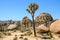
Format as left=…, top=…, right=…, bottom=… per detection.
left=7, top=24, right=17, bottom=30
left=37, top=19, right=60, bottom=34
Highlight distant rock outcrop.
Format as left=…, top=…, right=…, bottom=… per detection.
left=35, top=12, right=53, bottom=27
left=7, top=24, right=17, bottom=29
left=50, top=19, right=60, bottom=33
left=37, top=24, right=49, bottom=33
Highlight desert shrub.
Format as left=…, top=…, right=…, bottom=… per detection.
left=24, top=33, right=27, bottom=36
left=21, top=30, right=24, bottom=33
left=41, top=36, right=51, bottom=39
left=13, top=29, right=16, bottom=32
left=40, top=33, right=51, bottom=39
left=56, top=34, right=60, bottom=38
left=20, top=29, right=32, bottom=36
left=20, top=29, right=27, bottom=33
left=13, top=35, right=17, bottom=40
left=3, top=32, right=7, bottom=35
left=19, top=36, right=23, bottom=39
left=3, top=32, right=11, bottom=36
left=15, top=35, right=17, bottom=36
left=7, top=32, right=11, bottom=36
left=0, top=32, right=3, bottom=38
left=20, top=34, right=24, bottom=36
left=0, top=34, right=2, bottom=38
left=0, top=26, right=7, bottom=31
left=24, top=38, right=28, bottom=40
left=26, top=30, right=32, bottom=36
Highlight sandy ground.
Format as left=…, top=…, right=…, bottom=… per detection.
left=0, top=30, right=60, bottom=40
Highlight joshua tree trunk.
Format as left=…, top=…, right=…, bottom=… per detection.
left=27, top=3, right=38, bottom=37
left=32, top=13, right=36, bottom=37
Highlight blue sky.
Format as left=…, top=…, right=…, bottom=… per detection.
left=0, top=0, right=60, bottom=21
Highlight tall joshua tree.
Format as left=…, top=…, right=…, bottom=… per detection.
left=26, top=3, right=38, bottom=37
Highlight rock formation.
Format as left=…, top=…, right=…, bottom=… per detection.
left=50, top=19, right=60, bottom=34
left=37, top=24, right=49, bottom=33
left=7, top=24, right=17, bottom=30
left=35, top=12, right=53, bottom=27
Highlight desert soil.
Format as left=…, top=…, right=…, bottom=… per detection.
left=0, top=30, right=60, bottom=40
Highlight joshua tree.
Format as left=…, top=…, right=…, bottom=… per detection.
left=22, top=16, right=29, bottom=28
left=26, top=3, right=38, bottom=37
left=8, top=20, right=14, bottom=24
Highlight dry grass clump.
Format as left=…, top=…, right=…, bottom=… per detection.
left=0, top=32, right=3, bottom=38
left=3, top=32, right=11, bottom=36
left=25, top=30, right=32, bottom=36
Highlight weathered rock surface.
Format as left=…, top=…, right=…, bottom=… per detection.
left=37, top=24, right=49, bottom=33
left=7, top=24, right=17, bottom=29
left=50, top=19, right=60, bottom=33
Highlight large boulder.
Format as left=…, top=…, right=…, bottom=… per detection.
left=50, top=19, right=60, bottom=33
left=37, top=24, right=49, bottom=33
left=35, top=13, right=53, bottom=27
left=36, top=13, right=53, bottom=22
left=7, top=24, right=17, bottom=29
